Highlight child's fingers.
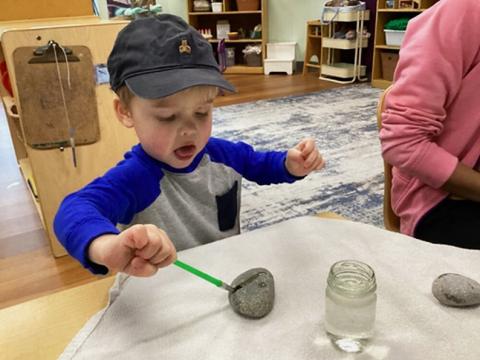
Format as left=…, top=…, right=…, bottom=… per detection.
left=126, top=257, right=158, bottom=277
left=150, top=239, right=176, bottom=265
left=303, top=150, right=319, bottom=168
left=313, top=156, right=325, bottom=170
left=288, top=148, right=304, bottom=163
left=295, top=139, right=307, bottom=152
left=134, top=225, right=167, bottom=260
left=297, top=138, right=315, bottom=158
left=155, top=253, right=177, bottom=269
left=123, top=224, right=149, bottom=251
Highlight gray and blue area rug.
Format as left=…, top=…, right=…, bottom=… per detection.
left=213, top=84, right=384, bottom=231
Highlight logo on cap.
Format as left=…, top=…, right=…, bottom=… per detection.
left=179, top=39, right=191, bottom=54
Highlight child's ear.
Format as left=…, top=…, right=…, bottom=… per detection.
left=113, top=98, right=134, bottom=128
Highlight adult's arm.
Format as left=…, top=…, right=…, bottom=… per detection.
left=379, top=0, right=480, bottom=199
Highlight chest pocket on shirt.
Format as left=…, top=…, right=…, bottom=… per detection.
left=215, top=181, right=238, bottom=231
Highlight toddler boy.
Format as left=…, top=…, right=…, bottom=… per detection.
left=54, top=14, right=324, bottom=277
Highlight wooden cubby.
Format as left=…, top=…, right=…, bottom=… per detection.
left=187, top=0, right=267, bottom=74
left=302, top=21, right=322, bottom=75
left=371, top=0, right=439, bottom=88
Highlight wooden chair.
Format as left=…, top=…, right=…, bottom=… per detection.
left=377, top=86, right=401, bottom=232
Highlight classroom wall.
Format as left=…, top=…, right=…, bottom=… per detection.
left=266, top=0, right=326, bottom=61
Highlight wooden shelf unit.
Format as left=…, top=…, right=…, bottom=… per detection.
left=187, top=0, right=267, bottom=74
left=303, top=21, right=322, bottom=75
left=371, top=0, right=439, bottom=88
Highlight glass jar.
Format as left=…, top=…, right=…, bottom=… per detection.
left=324, top=260, right=377, bottom=353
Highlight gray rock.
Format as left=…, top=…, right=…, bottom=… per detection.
left=228, top=268, right=275, bottom=319
left=432, top=273, right=480, bottom=307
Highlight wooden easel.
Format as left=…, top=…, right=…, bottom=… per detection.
left=0, top=18, right=139, bottom=257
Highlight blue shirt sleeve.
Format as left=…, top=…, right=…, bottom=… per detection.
left=54, top=146, right=163, bottom=274
left=206, top=137, right=302, bottom=184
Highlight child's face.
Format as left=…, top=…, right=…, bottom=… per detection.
left=116, top=87, right=216, bottom=168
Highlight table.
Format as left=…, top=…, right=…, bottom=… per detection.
left=1, top=216, right=479, bottom=359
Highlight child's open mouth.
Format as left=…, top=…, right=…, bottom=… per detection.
left=174, top=145, right=196, bottom=160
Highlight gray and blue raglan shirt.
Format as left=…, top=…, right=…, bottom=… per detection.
left=54, top=137, right=301, bottom=274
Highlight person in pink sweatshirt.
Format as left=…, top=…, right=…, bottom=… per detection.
left=379, top=0, right=480, bottom=250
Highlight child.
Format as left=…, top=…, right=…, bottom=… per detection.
left=379, top=0, right=480, bottom=249
left=54, top=14, right=325, bottom=277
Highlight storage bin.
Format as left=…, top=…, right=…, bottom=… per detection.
left=266, top=42, right=295, bottom=60
left=380, top=52, right=399, bottom=81
left=242, top=44, right=262, bottom=66
left=384, top=29, right=405, bottom=46
left=264, top=42, right=296, bottom=75
left=193, top=0, right=210, bottom=12
left=211, top=2, right=223, bottom=12
left=244, top=52, right=262, bottom=67
left=236, top=0, right=260, bottom=11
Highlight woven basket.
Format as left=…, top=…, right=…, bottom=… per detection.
left=236, top=0, right=260, bottom=11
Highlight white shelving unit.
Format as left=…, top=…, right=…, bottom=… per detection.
left=319, top=9, right=370, bottom=84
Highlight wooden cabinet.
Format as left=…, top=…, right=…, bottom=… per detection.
left=186, top=0, right=267, bottom=74
left=371, top=0, right=439, bottom=88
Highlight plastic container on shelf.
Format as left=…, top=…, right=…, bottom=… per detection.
left=384, top=29, right=406, bottom=46
left=211, top=2, right=223, bottom=12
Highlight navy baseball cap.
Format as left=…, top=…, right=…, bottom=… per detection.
left=107, top=14, right=235, bottom=99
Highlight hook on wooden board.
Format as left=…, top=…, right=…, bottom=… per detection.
left=29, top=40, right=79, bottom=64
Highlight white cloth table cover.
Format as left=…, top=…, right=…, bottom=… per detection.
left=60, top=216, right=480, bottom=359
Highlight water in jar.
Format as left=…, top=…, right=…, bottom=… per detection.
left=324, top=260, right=377, bottom=353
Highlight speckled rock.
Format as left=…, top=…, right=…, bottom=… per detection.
left=432, top=273, right=480, bottom=307
left=228, top=268, right=275, bottom=319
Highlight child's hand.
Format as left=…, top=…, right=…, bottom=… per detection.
left=285, top=138, right=325, bottom=177
left=88, top=224, right=177, bottom=277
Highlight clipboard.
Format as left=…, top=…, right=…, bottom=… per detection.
left=13, top=42, right=100, bottom=149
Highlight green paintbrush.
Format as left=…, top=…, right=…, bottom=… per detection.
left=174, top=259, right=235, bottom=292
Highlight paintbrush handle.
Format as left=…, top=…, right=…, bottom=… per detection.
left=174, top=259, right=227, bottom=289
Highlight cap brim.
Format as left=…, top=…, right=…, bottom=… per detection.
left=125, top=67, right=236, bottom=99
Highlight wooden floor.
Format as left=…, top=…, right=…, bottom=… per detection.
left=0, top=72, right=341, bottom=310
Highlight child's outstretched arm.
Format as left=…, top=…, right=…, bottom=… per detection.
left=54, top=145, right=167, bottom=274
left=88, top=224, right=177, bottom=277
left=285, top=138, right=325, bottom=177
